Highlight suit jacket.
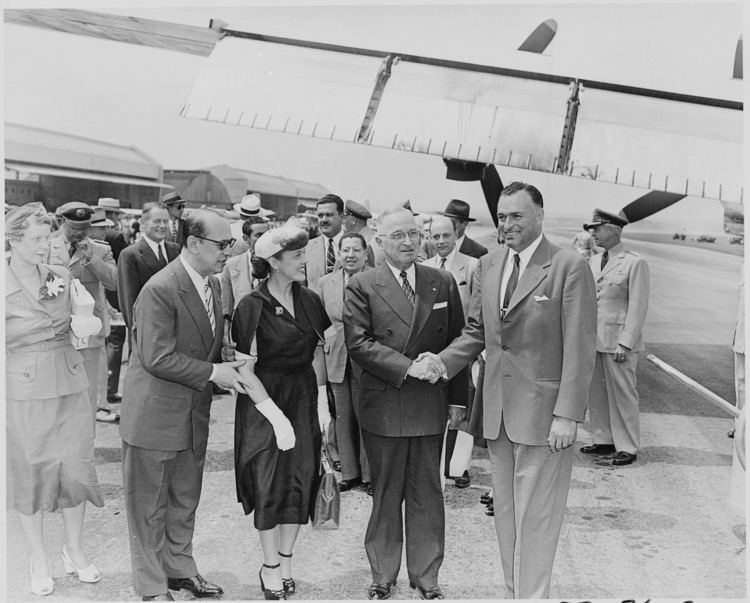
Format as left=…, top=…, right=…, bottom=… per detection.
left=344, top=262, right=468, bottom=437
left=421, top=250, right=478, bottom=319
left=459, top=234, right=488, bottom=259
left=117, top=237, right=181, bottom=329
left=440, top=236, right=597, bottom=446
left=119, top=258, right=223, bottom=451
left=318, top=268, right=351, bottom=383
left=219, top=251, right=256, bottom=316
left=588, top=242, right=650, bottom=353
left=46, top=231, right=117, bottom=346
left=305, top=234, right=341, bottom=293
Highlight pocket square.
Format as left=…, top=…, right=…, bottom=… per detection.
left=534, top=295, right=550, bottom=302
left=433, top=301, right=448, bottom=309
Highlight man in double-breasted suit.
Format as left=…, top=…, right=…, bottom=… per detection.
left=344, top=207, right=468, bottom=601
left=47, top=202, right=118, bottom=423
left=117, top=203, right=181, bottom=335
left=120, top=210, right=251, bottom=600
left=580, top=209, right=649, bottom=466
left=424, top=182, right=597, bottom=599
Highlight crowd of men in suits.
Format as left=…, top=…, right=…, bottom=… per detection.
left=34, top=183, right=655, bottom=600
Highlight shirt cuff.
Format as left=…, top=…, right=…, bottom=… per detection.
left=209, top=364, right=217, bottom=382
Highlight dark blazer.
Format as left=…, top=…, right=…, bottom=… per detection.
left=343, top=262, right=468, bottom=437
left=459, top=234, right=488, bottom=259
left=166, top=218, right=186, bottom=247
left=119, top=258, right=223, bottom=451
left=117, top=237, right=181, bottom=329
left=440, top=236, right=597, bottom=445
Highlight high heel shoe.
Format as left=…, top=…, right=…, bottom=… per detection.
left=61, top=545, right=101, bottom=583
left=29, top=559, right=54, bottom=596
left=278, top=551, right=295, bottom=595
left=259, top=563, right=286, bottom=600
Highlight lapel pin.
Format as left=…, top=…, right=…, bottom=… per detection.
left=275, top=306, right=284, bottom=315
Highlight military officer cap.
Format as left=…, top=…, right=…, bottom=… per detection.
left=58, top=201, right=93, bottom=227
left=583, top=208, right=628, bottom=230
left=345, top=199, right=372, bottom=220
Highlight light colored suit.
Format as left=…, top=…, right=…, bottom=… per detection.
left=305, top=234, right=340, bottom=293
left=47, top=232, right=117, bottom=415
left=344, top=262, right=468, bottom=588
left=586, top=242, right=650, bottom=454
left=219, top=252, right=256, bottom=316
left=438, top=236, right=596, bottom=598
left=421, top=250, right=478, bottom=319
left=119, top=258, right=223, bottom=597
left=734, top=271, right=745, bottom=410
left=319, top=268, right=370, bottom=482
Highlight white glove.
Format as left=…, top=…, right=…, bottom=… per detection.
left=70, top=315, right=102, bottom=338
left=317, top=385, right=332, bottom=434
left=255, top=399, right=295, bottom=451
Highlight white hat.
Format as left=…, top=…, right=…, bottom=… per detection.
left=254, top=223, right=308, bottom=260
left=90, top=206, right=115, bottom=227
left=97, top=197, right=122, bottom=212
left=233, top=193, right=262, bottom=218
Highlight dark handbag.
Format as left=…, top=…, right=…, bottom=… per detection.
left=311, top=435, right=340, bottom=529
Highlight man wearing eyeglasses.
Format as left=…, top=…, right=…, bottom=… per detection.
left=120, top=209, right=248, bottom=601
left=162, top=192, right=186, bottom=247
left=343, top=207, right=468, bottom=601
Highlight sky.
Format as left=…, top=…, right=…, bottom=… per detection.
left=2, top=0, right=745, bottom=233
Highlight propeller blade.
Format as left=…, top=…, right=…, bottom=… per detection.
left=444, top=159, right=503, bottom=226
left=518, top=19, right=558, bottom=54
left=734, top=36, right=743, bottom=79
left=620, top=190, right=686, bottom=223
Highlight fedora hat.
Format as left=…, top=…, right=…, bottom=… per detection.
left=232, top=193, right=262, bottom=218
left=439, top=199, right=475, bottom=222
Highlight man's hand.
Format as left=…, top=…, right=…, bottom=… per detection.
left=76, top=239, right=95, bottom=260
left=448, top=405, right=466, bottom=430
left=407, top=356, right=441, bottom=384
left=613, top=344, right=630, bottom=363
left=213, top=360, right=253, bottom=392
left=221, top=339, right=237, bottom=362
left=416, top=352, right=448, bottom=379
left=547, top=416, right=578, bottom=453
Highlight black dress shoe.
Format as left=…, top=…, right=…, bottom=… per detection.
left=142, top=593, right=174, bottom=601
left=107, top=393, right=122, bottom=403
left=167, top=575, right=224, bottom=598
left=579, top=443, right=616, bottom=454
left=479, top=492, right=492, bottom=506
left=332, top=460, right=342, bottom=472
left=451, top=471, right=471, bottom=488
left=410, top=583, right=444, bottom=600
left=485, top=503, right=494, bottom=517
left=367, top=582, right=393, bottom=600
left=612, top=451, right=637, bottom=466
left=338, top=477, right=362, bottom=492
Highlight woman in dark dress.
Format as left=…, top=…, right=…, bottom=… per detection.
left=231, top=223, right=331, bottom=600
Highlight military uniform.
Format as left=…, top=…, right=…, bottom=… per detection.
left=46, top=203, right=118, bottom=423
left=587, top=241, right=650, bottom=455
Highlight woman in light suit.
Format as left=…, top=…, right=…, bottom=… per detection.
left=318, top=232, right=371, bottom=493
left=5, top=203, right=104, bottom=596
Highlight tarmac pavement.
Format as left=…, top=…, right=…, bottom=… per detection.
left=4, top=225, right=746, bottom=601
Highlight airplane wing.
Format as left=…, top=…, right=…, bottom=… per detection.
left=5, top=8, right=744, bottom=211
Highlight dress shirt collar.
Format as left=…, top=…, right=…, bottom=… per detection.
left=143, top=234, right=165, bottom=259
left=508, top=232, right=544, bottom=274
left=322, top=231, right=343, bottom=250
left=437, top=245, right=458, bottom=268
left=386, top=260, right=416, bottom=289
left=179, top=255, right=209, bottom=295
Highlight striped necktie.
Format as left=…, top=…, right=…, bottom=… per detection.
left=400, top=270, right=415, bottom=305
left=326, top=238, right=336, bottom=273
left=204, top=281, right=216, bottom=333
left=439, top=257, right=446, bottom=270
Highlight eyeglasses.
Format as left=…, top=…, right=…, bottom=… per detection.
left=193, top=235, right=236, bottom=250
left=383, top=230, right=421, bottom=242
left=175, top=203, right=185, bottom=210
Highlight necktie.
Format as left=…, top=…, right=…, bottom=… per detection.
left=400, top=270, right=415, bottom=305
left=171, top=220, right=178, bottom=239
left=69, top=242, right=77, bottom=258
left=204, top=282, right=216, bottom=333
left=502, top=253, right=520, bottom=312
left=157, top=244, right=166, bottom=267
left=439, top=257, right=447, bottom=270
left=601, top=250, right=609, bottom=270
left=326, top=238, right=336, bottom=274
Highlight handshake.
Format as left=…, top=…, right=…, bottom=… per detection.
left=407, top=352, right=447, bottom=384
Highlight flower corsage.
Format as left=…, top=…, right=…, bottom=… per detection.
left=40, top=272, right=66, bottom=300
